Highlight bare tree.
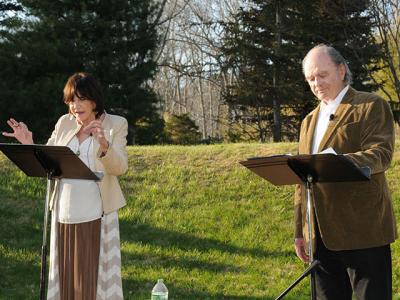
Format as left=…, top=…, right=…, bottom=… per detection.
left=370, top=0, right=400, bottom=101
left=152, top=0, right=244, bottom=140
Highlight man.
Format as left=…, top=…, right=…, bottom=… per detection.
left=294, top=44, right=397, bottom=299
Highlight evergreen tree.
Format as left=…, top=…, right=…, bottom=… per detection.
left=0, top=0, right=160, bottom=144
left=222, top=0, right=382, bottom=142
left=164, top=113, right=202, bottom=145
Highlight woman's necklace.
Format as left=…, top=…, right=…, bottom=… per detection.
left=76, top=125, right=91, bottom=156
left=76, top=135, right=93, bottom=156
left=76, top=144, right=81, bottom=156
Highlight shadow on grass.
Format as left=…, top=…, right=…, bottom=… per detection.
left=119, top=219, right=302, bottom=298
left=0, top=248, right=41, bottom=299
left=122, top=277, right=308, bottom=300
left=0, top=179, right=45, bottom=299
left=120, top=219, right=293, bottom=259
left=0, top=194, right=44, bottom=250
left=122, top=250, right=242, bottom=273
left=122, top=279, right=310, bottom=300
left=122, top=277, right=276, bottom=300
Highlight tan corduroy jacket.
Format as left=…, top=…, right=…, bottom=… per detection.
left=47, top=113, right=128, bottom=214
left=294, top=87, right=397, bottom=251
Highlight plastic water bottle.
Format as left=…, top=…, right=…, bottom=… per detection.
left=151, top=279, right=168, bottom=300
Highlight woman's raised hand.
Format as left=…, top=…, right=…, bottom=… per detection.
left=2, top=118, right=34, bottom=144
left=82, top=117, right=109, bottom=153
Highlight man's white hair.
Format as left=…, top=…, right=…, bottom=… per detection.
left=302, top=44, right=353, bottom=85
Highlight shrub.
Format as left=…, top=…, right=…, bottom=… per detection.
left=163, top=113, right=201, bottom=144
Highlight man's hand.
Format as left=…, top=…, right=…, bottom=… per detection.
left=294, top=238, right=309, bottom=263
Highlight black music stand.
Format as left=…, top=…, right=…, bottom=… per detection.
left=240, top=153, right=370, bottom=300
left=0, top=143, right=102, bottom=300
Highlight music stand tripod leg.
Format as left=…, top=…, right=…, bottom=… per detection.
left=39, top=173, right=53, bottom=300
left=306, top=175, right=318, bottom=300
left=274, top=175, right=319, bottom=300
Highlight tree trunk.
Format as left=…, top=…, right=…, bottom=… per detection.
left=198, top=77, right=207, bottom=139
left=272, top=1, right=282, bottom=142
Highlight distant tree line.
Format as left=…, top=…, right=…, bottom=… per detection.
left=222, top=0, right=382, bottom=142
left=154, top=0, right=399, bottom=143
left=0, top=0, right=398, bottom=145
left=0, top=0, right=161, bottom=144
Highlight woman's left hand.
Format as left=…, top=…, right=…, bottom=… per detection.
left=83, top=120, right=109, bottom=153
left=2, top=118, right=34, bottom=144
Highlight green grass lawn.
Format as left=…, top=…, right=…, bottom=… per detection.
left=0, top=142, right=399, bottom=299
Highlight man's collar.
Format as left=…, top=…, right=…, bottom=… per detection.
left=321, top=85, right=349, bottom=109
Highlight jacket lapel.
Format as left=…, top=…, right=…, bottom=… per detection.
left=59, top=115, right=81, bottom=146
left=317, top=87, right=355, bottom=153
left=305, top=108, right=319, bottom=154
left=298, top=106, right=319, bottom=155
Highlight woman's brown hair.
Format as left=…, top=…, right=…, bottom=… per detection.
left=63, top=72, right=105, bottom=118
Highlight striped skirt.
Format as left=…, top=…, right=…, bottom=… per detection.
left=47, top=210, right=123, bottom=299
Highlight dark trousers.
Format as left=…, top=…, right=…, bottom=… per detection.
left=314, top=227, right=392, bottom=300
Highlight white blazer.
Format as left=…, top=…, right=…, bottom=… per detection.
left=47, top=113, right=128, bottom=213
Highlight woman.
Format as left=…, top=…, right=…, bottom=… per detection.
left=2, top=72, right=127, bottom=299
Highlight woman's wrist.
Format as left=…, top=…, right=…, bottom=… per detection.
left=20, top=133, right=34, bottom=144
left=99, top=140, right=109, bottom=157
